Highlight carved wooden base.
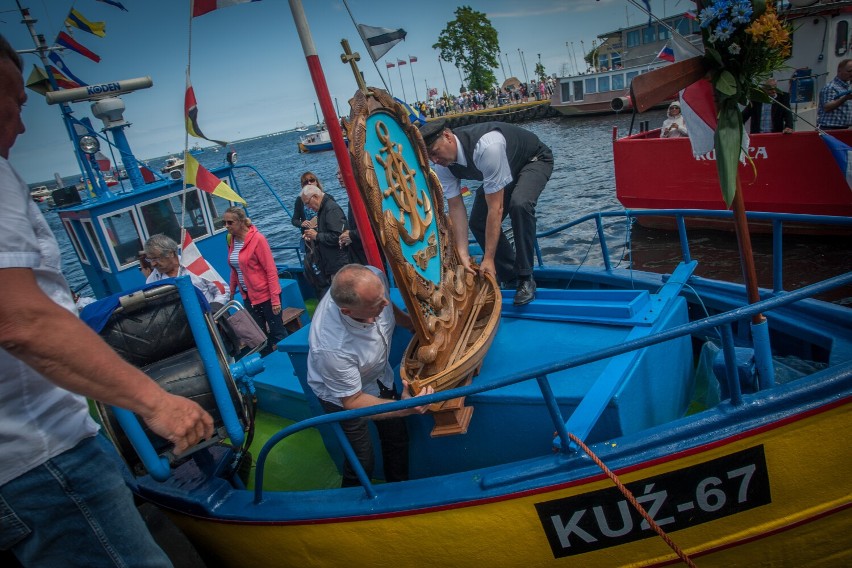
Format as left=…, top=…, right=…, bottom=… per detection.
left=428, top=376, right=473, bottom=437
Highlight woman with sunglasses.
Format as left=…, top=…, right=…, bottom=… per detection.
left=223, top=206, right=288, bottom=356
left=291, top=171, right=322, bottom=234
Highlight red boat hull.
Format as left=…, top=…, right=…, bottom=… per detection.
left=614, top=129, right=852, bottom=224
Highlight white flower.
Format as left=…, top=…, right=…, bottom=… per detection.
left=728, top=43, right=741, bottom=55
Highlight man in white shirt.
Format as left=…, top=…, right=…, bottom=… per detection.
left=306, top=264, right=433, bottom=487
left=421, top=120, right=553, bottom=305
left=0, top=34, right=213, bottom=566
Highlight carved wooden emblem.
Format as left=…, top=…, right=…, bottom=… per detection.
left=347, top=88, right=501, bottom=435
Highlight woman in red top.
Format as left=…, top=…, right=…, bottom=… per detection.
left=223, top=206, right=287, bottom=355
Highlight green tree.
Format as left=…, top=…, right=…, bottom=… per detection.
left=433, top=6, right=499, bottom=92
left=534, top=62, right=547, bottom=82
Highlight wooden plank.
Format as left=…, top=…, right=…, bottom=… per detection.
left=630, top=56, right=708, bottom=113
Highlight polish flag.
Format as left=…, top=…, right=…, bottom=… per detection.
left=181, top=231, right=227, bottom=293
left=672, top=36, right=748, bottom=159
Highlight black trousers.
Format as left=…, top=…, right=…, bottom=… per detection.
left=468, top=148, right=554, bottom=284
left=244, top=293, right=288, bottom=356
left=319, top=384, right=410, bottom=487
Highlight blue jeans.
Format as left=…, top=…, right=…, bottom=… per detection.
left=0, top=435, right=172, bottom=567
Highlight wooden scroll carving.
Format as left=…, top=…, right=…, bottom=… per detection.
left=347, top=88, right=501, bottom=436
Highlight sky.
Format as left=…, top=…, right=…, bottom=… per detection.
left=3, top=0, right=681, bottom=183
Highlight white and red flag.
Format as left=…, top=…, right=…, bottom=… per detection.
left=181, top=232, right=227, bottom=294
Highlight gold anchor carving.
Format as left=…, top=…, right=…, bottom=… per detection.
left=412, top=233, right=438, bottom=271
left=374, top=120, right=433, bottom=246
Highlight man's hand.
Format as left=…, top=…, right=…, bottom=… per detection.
left=303, top=228, right=317, bottom=242
left=478, top=257, right=497, bottom=279
left=142, top=392, right=215, bottom=456
left=339, top=230, right=352, bottom=247
left=402, top=380, right=434, bottom=415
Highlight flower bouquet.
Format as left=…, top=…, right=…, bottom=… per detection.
left=697, top=0, right=792, bottom=206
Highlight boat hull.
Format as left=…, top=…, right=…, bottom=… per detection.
left=155, top=374, right=851, bottom=567
left=614, top=129, right=852, bottom=227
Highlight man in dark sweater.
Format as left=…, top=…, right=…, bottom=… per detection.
left=742, top=79, right=794, bottom=134
left=421, top=120, right=553, bottom=305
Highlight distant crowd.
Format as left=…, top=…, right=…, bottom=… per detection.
left=410, top=77, right=556, bottom=119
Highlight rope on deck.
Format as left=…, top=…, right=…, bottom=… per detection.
left=567, top=432, right=697, bottom=567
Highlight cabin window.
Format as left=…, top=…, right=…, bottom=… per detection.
left=611, top=52, right=622, bottom=69
left=676, top=18, right=691, bottom=37
left=205, top=192, right=232, bottom=232
left=572, top=80, right=583, bottom=101
left=560, top=81, right=571, bottom=103
left=626, top=71, right=640, bottom=86
left=139, top=189, right=209, bottom=244
left=626, top=29, right=640, bottom=48
left=81, top=219, right=110, bottom=271
left=597, top=54, right=608, bottom=70
left=584, top=77, right=597, bottom=94
left=101, top=208, right=144, bottom=268
left=836, top=21, right=849, bottom=56
left=612, top=73, right=625, bottom=91
left=642, top=26, right=656, bottom=44
left=599, top=76, right=611, bottom=92
left=658, top=24, right=671, bottom=41
left=63, top=219, right=89, bottom=264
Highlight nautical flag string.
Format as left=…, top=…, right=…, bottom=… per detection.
left=48, top=52, right=87, bottom=87
left=184, top=154, right=246, bottom=204
left=47, top=66, right=81, bottom=89
left=192, top=0, right=261, bottom=18
left=65, top=9, right=106, bottom=38
left=56, top=32, right=101, bottom=63
left=820, top=133, right=852, bottom=190
left=181, top=232, right=227, bottom=293
left=357, top=24, right=407, bottom=62
left=95, top=0, right=128, bottom=11
left=185, top=72, right=228, bottom=146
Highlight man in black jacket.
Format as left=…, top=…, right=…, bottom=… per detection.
left=301, top=184, right=350, bottom=297
left=421, top=120, right=553, bottom=305
left=742, top=79, right=794, bottom=134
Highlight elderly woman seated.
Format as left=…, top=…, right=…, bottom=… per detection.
left=660, top=101, right=688, bottom=138
left=143, top=234, right=228, bottom=310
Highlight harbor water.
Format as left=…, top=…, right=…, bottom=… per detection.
left=42, top=110, right=851, bottom=306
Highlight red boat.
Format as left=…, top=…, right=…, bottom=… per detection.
left=613, top=127, right=852, bottom=231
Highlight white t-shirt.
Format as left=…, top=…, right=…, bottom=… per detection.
left=147, top=264, right=228, bottom=305
left=306, top=267, right=395, bottom=407
left=433, top=131, right=513, bottom=199
left=0, top=157, right=99, bottom=486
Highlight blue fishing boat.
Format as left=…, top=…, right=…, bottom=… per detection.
left=14, top=3, right=852, bottom=567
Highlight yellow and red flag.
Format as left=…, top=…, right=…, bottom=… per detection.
left=184, top=154, right=245, bottom=204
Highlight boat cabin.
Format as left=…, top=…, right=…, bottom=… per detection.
left=56, top=167, right=239, bottom=298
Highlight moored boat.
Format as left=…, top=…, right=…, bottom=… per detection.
left=613, top=0, right=852, bottom=229
left=160, top=155, right=185, bottom=174
left=11, top=2, right=852, bottom=566
left=550, top=11, right=701, bottom=116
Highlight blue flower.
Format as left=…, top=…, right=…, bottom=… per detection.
left=699, top=5, right=721, bottom=28
left=729, top=0, right=753, bottom=24
left=714, top=19, right=735, bottom=42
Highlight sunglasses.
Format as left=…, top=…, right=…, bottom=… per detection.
left=301, top=177, right=318, bottom=186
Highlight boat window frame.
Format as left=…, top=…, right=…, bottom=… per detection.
left=626, top=29, right=640, bottom=48
left=572, top=79, right=584, bottom=102
left=835, top=21, right=849, bottom=56
left=62, top=218, right=89, bottom=265
left=203, top=190, right=235, bottom=234
left=612, top=73, right=625, bottom=91
left=80, top=218, right=111, bottom=272
left=136, top=187, right=212, bottom=245
left=98, top=205, right=145, bottom=270
left=584, top=77, right=597, bottom=95
left=599, top=75, right=611, bottom=92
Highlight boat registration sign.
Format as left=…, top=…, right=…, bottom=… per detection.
left=535, top=445, right=771, bottom=557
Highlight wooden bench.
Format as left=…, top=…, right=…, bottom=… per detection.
left=280, top=306, right=305, bottom=333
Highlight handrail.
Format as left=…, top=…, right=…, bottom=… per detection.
left=253, top=270, right=852, bottom=502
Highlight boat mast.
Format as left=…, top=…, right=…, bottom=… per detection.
left=14, top=1, right=106, bottom=195
left=287, top=0, right=383, bottom=270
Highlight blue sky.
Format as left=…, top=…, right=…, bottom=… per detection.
left=3, top=0, right=678, bottom=183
